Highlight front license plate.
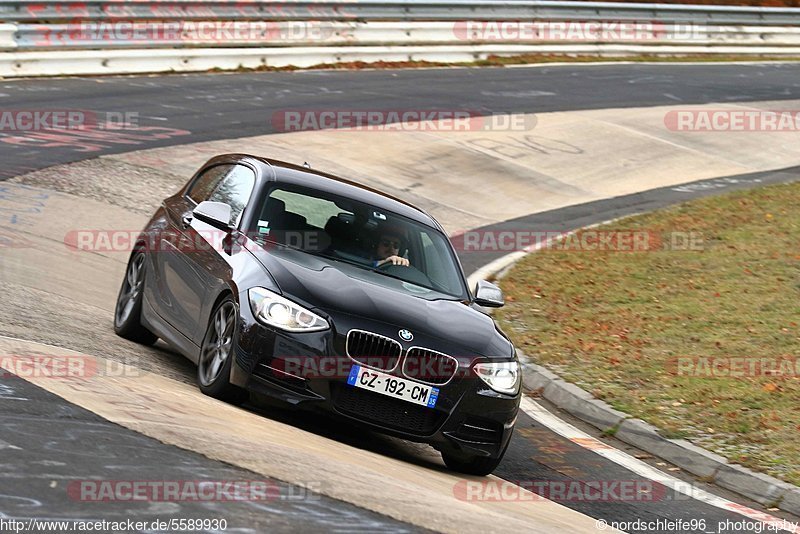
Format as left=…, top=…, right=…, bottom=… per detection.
left=347, top=365, right=439, bottom=408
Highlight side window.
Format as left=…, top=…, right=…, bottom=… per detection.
left=209, top=165, right=256, bottom=226
left=270, top=189, right=344, bottom=228
left=187, top=165, right=231, bottom=204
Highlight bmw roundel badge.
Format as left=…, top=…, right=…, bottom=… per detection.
left=398, top=329, right=413, bottom=342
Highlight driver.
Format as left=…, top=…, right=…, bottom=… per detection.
left=373, top=230, right=409, bottom=268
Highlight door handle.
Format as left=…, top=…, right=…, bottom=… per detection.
left=181, top=213, right=193, bottom=229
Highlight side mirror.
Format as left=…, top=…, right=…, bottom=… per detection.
left=474, top=280, right=504, bottom=308
left=193, top=201, right=232, bottom=230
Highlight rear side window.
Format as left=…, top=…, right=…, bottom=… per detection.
left=187, top=164, right=255, bottom=226
left=270, top=188, right=346, bottom=229
left=187, top=164, right=231, bottom=204
left=209, top=165, right=256, bottom=226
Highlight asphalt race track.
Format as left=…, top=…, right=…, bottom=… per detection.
left=2, top=63, right=800, bottom=179
left=1, top=63, right=799, bottom=533
left=0, top=374, right=420, bottom=533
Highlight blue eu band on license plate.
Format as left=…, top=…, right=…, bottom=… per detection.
left=347, top=365, right=438, bottom=408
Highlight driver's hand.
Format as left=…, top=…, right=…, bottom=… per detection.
left=380, top=255, right=409, bottom=267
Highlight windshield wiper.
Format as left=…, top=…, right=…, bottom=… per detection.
left=252, top=235, right=304, bottom=253
left=367, top=266, right=441, bottom=293
left=315, top=252, right=372, bottom=270
left=367, top=267, right=410, bottom=283
left=251, top=238, right=369, bottom=268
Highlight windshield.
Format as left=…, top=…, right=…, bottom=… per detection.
left=248, top=184, right=468, bottom=299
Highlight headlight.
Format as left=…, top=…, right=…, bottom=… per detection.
left=473, top=361, right=520, bottom=395
left=248, top=287, right=329, bottom=332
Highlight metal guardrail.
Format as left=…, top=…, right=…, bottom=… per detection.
left=2, top=1, right=799, bottom=76
left=1, top=0, right=800, bottom=25
left=10, top=21, right=800, bottom=50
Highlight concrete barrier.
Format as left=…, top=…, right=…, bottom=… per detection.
left=4, top=43, right=800, bottom=77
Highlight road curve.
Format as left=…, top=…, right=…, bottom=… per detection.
left=1, top=63, right=799, bottom=533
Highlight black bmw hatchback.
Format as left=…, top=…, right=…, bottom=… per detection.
left=114, top=154, right=521, bottom=475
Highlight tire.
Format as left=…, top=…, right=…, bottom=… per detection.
left=114, top=249, right=158, bottom=345
left=441, top=437, right=511, bottom=476
left=197, top=298, right=248, bottom=405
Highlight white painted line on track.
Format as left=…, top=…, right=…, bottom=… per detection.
left=467, top=216, right=631, bottom=288
left=520, top=397, right=800, bottom=533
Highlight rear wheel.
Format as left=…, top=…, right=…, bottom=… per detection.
left=114, top=250, right=158, bottom=345
left=197, top=298, right=248, bottom=405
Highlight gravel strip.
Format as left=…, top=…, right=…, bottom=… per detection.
left=9, top=157, right=186, bottom=215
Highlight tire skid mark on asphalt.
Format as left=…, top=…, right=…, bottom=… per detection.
left=520, top=398, right=800, bottom=533
left=0, top=382, right=29, bottom=402
left=0, top=439, right=21, bottom=450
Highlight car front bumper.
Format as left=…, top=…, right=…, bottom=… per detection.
left=231, top=299, right=520, bottom=460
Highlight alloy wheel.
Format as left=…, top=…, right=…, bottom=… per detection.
left=115, top=252, right=145, bottom=327
left=199, top=302, right=236, bottom=386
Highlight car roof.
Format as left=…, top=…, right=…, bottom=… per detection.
left=248, top=155, right=440, bottom=229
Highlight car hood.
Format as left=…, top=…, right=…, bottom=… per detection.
left=248, top=246, right=513, bottom=359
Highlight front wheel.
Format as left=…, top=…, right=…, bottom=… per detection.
left=114, top=249, right=158, bottom=345
left=197, top=298, right=248, bottom=405
left=442, top=452, right=506, bottom=476
left=441, top=437, right=511, bottom=476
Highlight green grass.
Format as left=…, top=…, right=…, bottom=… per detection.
left=496, top=182, right=800, bottom=485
